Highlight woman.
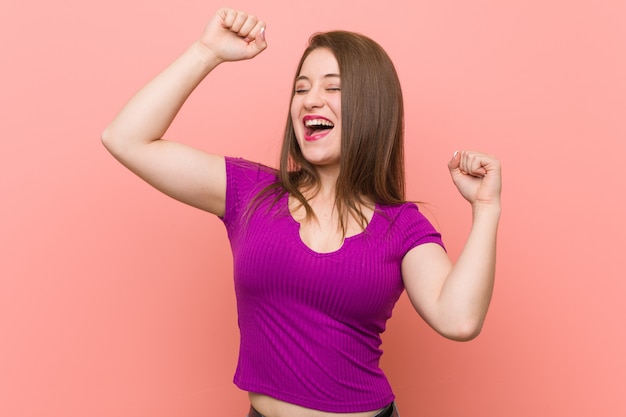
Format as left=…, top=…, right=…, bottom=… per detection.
left=102, top=7, right=502, bottom=417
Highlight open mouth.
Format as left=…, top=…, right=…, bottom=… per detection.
left=304, top=117, right=334, bottom=141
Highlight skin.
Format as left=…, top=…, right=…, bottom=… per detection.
left=102, top=7, right=502, bottom=417
left=289, top=47, right=362, bottom=254
left=291, top=48, right=342, bottom=174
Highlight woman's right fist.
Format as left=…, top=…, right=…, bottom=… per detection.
left=200, top=8, right=267, bottom=63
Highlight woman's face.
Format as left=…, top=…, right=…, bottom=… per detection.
left=290, top=48, right=342, bottom=172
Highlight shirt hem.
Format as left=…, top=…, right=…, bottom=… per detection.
left=235, top=378, right=395, bottom=413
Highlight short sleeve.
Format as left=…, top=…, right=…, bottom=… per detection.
left=222, top=157, right=278, bottom=231
left=393, top=203, right=445, bottom=256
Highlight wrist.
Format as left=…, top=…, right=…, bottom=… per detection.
left=471, top=201, right=501, bottom=221
left=191, top=40, right=224, bottom=68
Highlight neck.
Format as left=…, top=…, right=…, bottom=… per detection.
left=312, top=165, right=339, bottom=198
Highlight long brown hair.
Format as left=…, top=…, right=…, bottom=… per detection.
left=258, top=31, right=406, bottom=235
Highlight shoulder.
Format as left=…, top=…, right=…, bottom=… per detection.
left=377, top=201, right=428, bottom=225
left=225, top=156, right=278, bottom=184
left=225, top=156, right=279, bottom=195
left=375, top=202, right=444, bottom=253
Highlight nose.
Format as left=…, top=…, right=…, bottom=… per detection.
left=303, top=87, right=324, bottom=109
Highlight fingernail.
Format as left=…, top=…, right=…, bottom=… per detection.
left=452, top=150, right=459, bottom=160
left=260, top=26, right=266, bottom=41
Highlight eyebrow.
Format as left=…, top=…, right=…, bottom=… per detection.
left=295, top=73, right=341, bottom=82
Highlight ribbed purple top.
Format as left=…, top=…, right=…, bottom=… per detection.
left=221, top=157, right=443, bottom=412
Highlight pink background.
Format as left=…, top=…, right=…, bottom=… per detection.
left=2, top=1, right=625, bottom=416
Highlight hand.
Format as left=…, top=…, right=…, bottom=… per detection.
left=199, top=8, right=267, bottom=63
left=447, top=150, right=502, bottom=208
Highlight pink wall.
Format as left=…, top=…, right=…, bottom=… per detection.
left=2, top=1, right=625, bottom=416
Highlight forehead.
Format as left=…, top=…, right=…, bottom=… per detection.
left=297, top=48, right=340, bottom=78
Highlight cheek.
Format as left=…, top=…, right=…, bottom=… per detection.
left=334, top=97, right=342, bottom=118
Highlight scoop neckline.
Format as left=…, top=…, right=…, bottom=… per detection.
left=285, top=196, right=378, bottom=256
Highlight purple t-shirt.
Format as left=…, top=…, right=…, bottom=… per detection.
left=221, top=157, right=444, bottom=412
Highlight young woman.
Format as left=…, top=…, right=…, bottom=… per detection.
left=102, top=8, right=502, bottom=417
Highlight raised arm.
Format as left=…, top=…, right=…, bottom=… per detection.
left=402, top=151, right=502, bottom=341
left=101, top=8, right=267, bottom=216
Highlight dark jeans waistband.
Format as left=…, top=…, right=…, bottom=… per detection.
left=248, top=402, right=398, bottom=417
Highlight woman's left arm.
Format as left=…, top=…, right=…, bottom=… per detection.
left=402, top=151, right=502, bottom=341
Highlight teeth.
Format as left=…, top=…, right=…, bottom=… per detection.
left=305, top=119, right=334, bottom=128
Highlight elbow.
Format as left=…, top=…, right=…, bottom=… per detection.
left=100, top=126, right=128, bottom=158
left=100, top=126, right=116, bottom=153
left=448, top=325, right=483, bottom=342
left=438, top=318, right=485, bottom=342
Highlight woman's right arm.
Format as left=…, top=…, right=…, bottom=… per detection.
left=101, top=8, right=267, bottom=216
